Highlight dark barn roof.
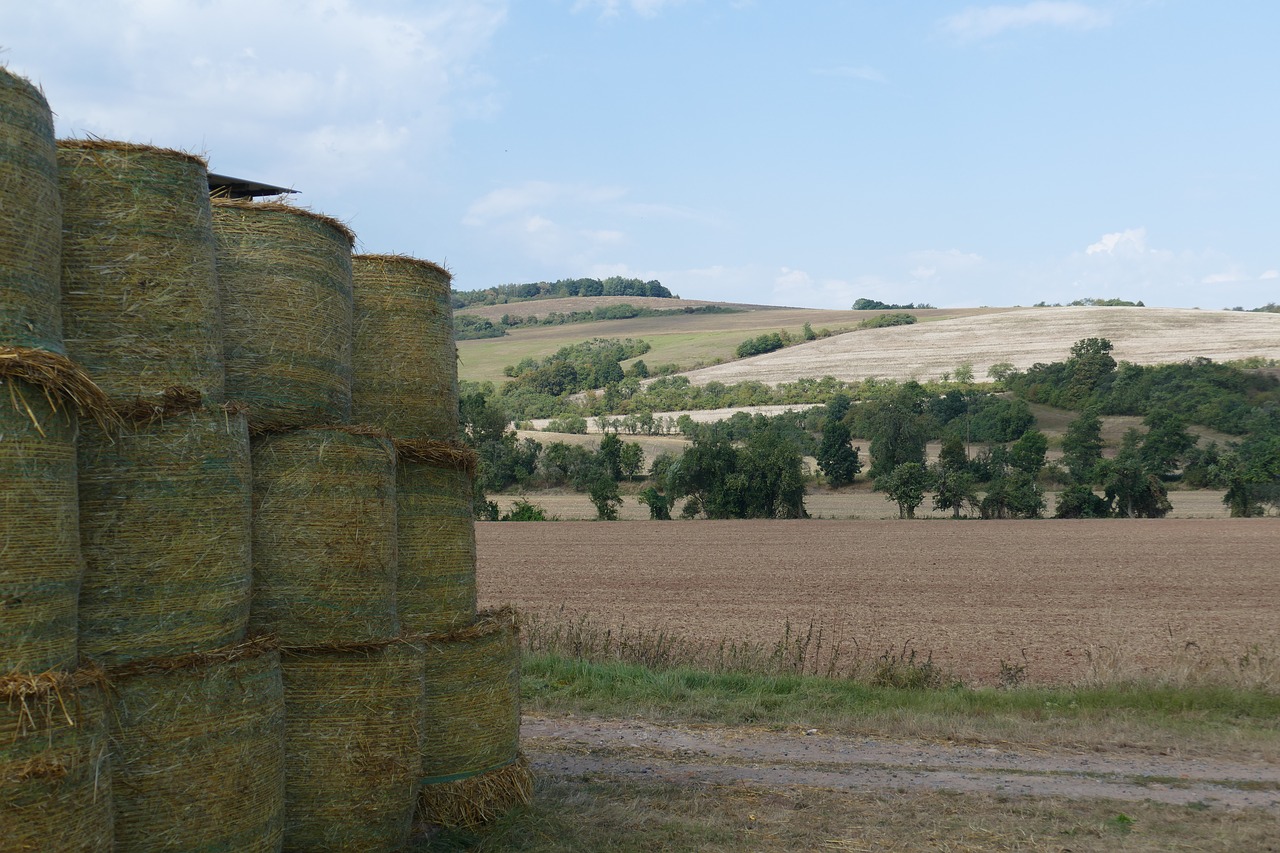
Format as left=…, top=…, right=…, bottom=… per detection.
left=208, top=172, right=297, bottom=200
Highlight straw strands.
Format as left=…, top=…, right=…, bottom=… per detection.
left=213, top=199, right=355, bottom=431
left=395, top=440, right=479, bottom=635
left=280, top=642, right=425, bottom=853
left=0, top=68, right=63, bottom=354
left=251, top=428, right=399, bottom=646
left=57, top=139, right=225, bottom=404
left=76, top=406, right=253, bottom=664
left=107, top=638, right=285, bottom=852
left=416, top=608, right=532, bottom=828
left=1, top=371, right=83, bottom=674
left=352, top=254, right=459, bottom=441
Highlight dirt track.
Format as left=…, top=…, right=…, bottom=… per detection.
left=477, top=519, right=1279, bottom=685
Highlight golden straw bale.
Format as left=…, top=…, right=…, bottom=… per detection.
left=395, top=439, right=479, bottom=634
left=106, top=639, right=285, bottom=852
left=280, top=641, right=425, bottom=853
left=251, top=428, right=399, bottom=645
left=0, top=68, right=63, bottom=354
left=0, top=667, right=114, bottom=853
left=352, top=254, right=459, bottom=441
left=77, top=405, right=253, bottom=664
left=57, top=139, right=224, bottom=404
left=0, top=369, right=84, bottom=674
left=415, top=608, right=532, bottom=829
left=213, top=199, right=354, bottom=430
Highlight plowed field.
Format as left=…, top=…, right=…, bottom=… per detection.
left=476, top=519, right=1279, bottom=685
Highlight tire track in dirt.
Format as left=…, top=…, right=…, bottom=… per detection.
left=523, top=716, right=1280, bottom=812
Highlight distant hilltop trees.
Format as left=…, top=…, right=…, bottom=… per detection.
left=1034, top=298, right=1146, bottom=307
left=452, top=276, right=673, bottom=309
left=852, top=298, right=935, bottom=310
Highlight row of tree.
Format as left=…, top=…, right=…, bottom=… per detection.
left=451, top=277, right=672, bottom=309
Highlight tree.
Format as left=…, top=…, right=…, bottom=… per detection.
left=637, top=486, right=672, bottom=520
left=1100, top=437, right=1171, bottom=518
left=877, top=462, right=930, bottom=519
left=587, top=476, right=622, bottom=520
left=618, top=441, right=646, bottom=480
left=979, top=470, right=1045, bottom=519
left=953, top=362, right=975, bottom=384
left=1061, top=409, right=1104, bottom=483
left=1053, top=483, right=1111, bottom=518
left=1138, top=408, right=1195, bottom=479
left=1006, top=428, right=1048, bottom=476
left=931, top=436, right=976, bottom=518
left=860, top=382, right=931, bottom=480
left=816, top=417, right=861, bottom=487
left=1064, top=337, right=1116, bottom=406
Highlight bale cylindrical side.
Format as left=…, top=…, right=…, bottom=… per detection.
left=395, top=440, right=479, bottom=634
left=107, top=640, right=285, bottom=852
left=280, top=642, right=425, bottom=853
left=0, top=668, right=114, bottom=853
left=0, top=68, right=63, bottom=354
left=416, top=608, right=531, bottom=829
left=213, top=200, right=354, bottom=430
left=0, top=373, right=82, bottom=673
left=351, top=254, right=458, bottom=441
left=77, top=405, right=253, bottom=665
left=57, top=139, right=224, bottom=404
left=251, top=428, right=399, bottom=646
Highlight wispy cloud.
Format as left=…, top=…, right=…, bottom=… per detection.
left=942, top=2, right=1111, bottom=41
left=813, top=65, right=887, bottom=83
left=573, top=0, right=690, bottom=18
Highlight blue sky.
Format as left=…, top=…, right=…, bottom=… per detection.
left=5, top=1, right=1278, bottom=309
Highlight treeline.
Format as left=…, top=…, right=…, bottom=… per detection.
left=1033, top=298, right=1145, bottom=307
left=455, top=303, right=740, bottom=340
left=852, top=298, right=935, bottom=310
left=451, top=276, right=673, bottom=309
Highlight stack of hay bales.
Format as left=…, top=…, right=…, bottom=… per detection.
left=214, top=204, right=426, bottom=852
left=352, top=254, right=531, bottom=830
left=55, top=137, right=286, bottom=852
left=0, top=66, right=116, bottom=847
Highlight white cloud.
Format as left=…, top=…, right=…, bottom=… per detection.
left=813, top=66, right=887, bottom=83
left=1086, top=227, right=1148, bottom=256
left=1260, top=270, right=1279, bottom=280
left=463, top=181, right=626, bottom=226
left=573, top=0, right=689, bottom=18
left=942, top=2, right=1111, bottom=41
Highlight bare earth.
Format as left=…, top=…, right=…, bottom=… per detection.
left=677, top=306, right=1280, bottom=386
left=476, top=519, right=1279, bottom=685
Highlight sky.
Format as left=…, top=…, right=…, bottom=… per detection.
left=4, top=1, right=1278, bottom=310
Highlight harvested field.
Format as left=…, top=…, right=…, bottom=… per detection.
left=678, top=306, right=1280, bottom=386
left=476, top=519, right=1278, bottom=685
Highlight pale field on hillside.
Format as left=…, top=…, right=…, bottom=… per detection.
left=677, top=306, right=1280, bottom=386
left=456, top=304, right=1008, bottom=384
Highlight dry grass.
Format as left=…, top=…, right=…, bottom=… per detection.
left=0, top=67, right=63, bottom=354
left=396, top=456, right=478, bottom=635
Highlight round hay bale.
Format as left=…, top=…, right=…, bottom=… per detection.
left=280, top=641, right=425, bottom=853
left=107, top=639, right=285, bottom=852
left=416, top=608, right=531, bottom=829
left=57, top=139, right=224, bottom=404
left=77, top=405, right=253, bottom=665
left=395, top=440, right=479, bottom=634
left=251, top=428, right=399, bottom=645
left=0, top=350, right=98, bottom=674
left=213, top=199, right=354, bottom=430
left=0, top=667, right=114, bottom=853
left=351, top=254, right=458, bottom=441
left=0, top=68, right=63, bottom=354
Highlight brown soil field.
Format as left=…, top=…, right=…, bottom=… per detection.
left=678, top=306, right=1280, bottom=386
left=476, top=519, right=1279, bottom=686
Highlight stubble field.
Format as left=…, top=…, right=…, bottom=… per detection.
left=476, top=519, right=1279, bottom=686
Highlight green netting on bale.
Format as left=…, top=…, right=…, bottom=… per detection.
left=351, top=254, right=458, bottom=441
left=213, top=199, right=354, bottom=431
left=280, top=641, right=425, bottom=853
left=415, top=608, right=530, bottom=829
left=395, top=440, right=479, bottom=634
left=77, top=405, right=253, bottom=665
left=251, top=428, right=399, bottom=646
left=57, top=139, right=224, bottom=405
left=107, top=638, right=285, bottom=853
left=0, top=667, right=114, bottom=853
left=0, top=68, right=63, bottom=354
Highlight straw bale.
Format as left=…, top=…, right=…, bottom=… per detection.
left=0, top=68, right=63, bottom=354
left=77, top=405, right=253, bottom=664
left=415, top=608, right=531, bottom=828
left=351, top=254, right=459, bottom=441
left=57, top=139, right=224, bottom=404
left=395, top=440, right=479, bottom=634
left=280, top=642, right=425, bottom=852
left=0, top=667, right=114, bottom=852
left=1, top=372, right=83, bottom=674
left=107, top=638, right=285, bottom=852
left=213, top=199, right=354, bottom=430
left=251, top=428, right=399, bottom=645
